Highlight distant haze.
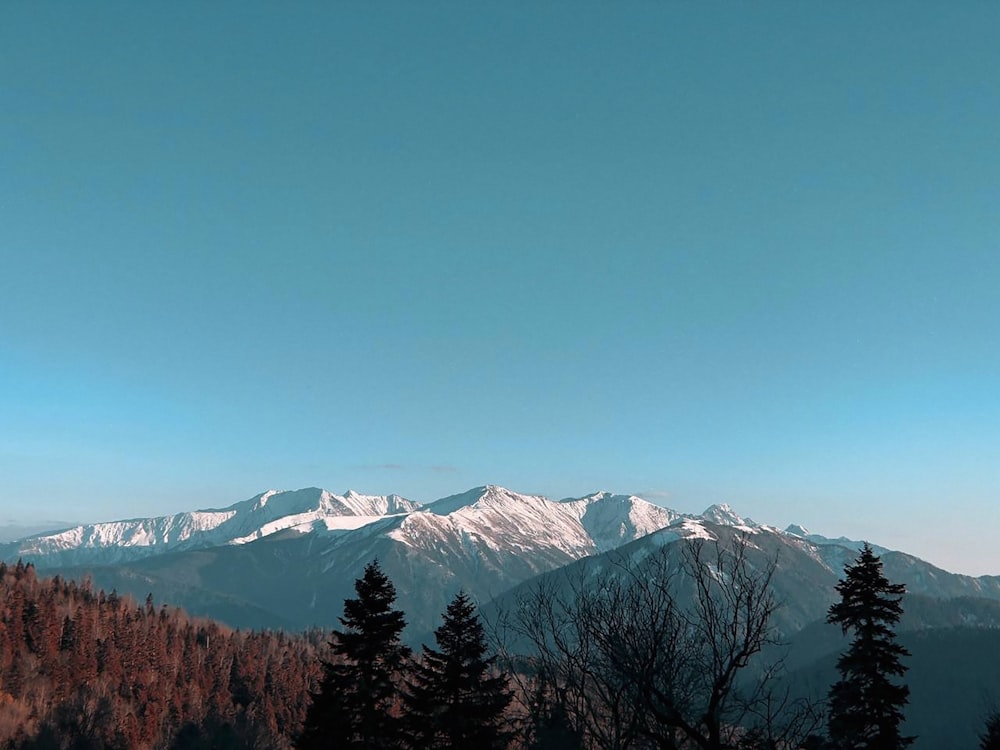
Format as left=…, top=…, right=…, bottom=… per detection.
left=0, top=522, right=80, bottom=544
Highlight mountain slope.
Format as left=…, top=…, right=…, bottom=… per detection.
left=0, top=488, right=419, bottom=567
left=486, top=516, right=1000, bottom=640
left=32, top=486, right=682, bottom=639
left=785, top=624, right=1000, bottom=749
left=12, top=485, right=1000, bottom=646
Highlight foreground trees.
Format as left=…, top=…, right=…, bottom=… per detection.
left=981, top=711, right=1000, bottom=750
left=827, top=543, right=912, bottom=750
left=299, top=569, right=514, bottom=750
left=502, top=535, right=819, bottom=750
left=298, top=560, right=412, bottom=749
left=403, top=591, right=513, bottom=749
left=2, top=543, right=925, bottom=749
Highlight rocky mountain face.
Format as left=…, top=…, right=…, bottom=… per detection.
left=0, top=487, right=420, bottom=566
left=14, top=485, right=681, bottom=637
left=7, top=485, right=1000, bottom=644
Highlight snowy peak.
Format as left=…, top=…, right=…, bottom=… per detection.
left=699, top=503, right=754, bottom=528
left=423, top=485, right=549, bottom=517
left=1, top=487, right=418, bottom=567
left=385, top=487, right=685, bottom=572
left=227, top=487, right=417, bottom=519
left=560, top=492, right=682, bottom=552
left=7, top=485, right=823, bottom=578
left=397, top=485, right=593, bottom=559
left=639, top=503, right=760, bottom=545
left=340, top=490, right=420, bottom=516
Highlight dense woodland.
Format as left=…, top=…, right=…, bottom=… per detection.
left=2, top=545, right=998, bottom=749
left=0, top=560, right=323, bottom=749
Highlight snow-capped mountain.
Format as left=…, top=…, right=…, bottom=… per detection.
left=11, top=484, right=1000, bottom=643
left=0, top=488, right=419, bottom=567
left=11, top=485, right=688, bottom=636
left=699, top=502, right=756, bottom=528
left=312, top=484, right=683, bottom=598
left=5, top=485, right=684, bottom=573
left=403, top=485, right=681, bottom=562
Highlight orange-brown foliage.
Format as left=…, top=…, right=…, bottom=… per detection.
left=0, top=561, right=327, bottom=749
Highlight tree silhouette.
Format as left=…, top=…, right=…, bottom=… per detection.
left=299, top=560, right=411, bottom=749
left=403, top=592, right=512, bottom=749
left=827, top=543, right=913, bottom=749
left=981, top=710, right=1000, bottom=750
left=502, top=534, right=820, bottom=749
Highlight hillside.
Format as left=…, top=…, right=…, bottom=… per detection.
left=0, top=561, right=324, bottom=749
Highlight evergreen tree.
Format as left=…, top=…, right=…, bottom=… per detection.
left=981, top=710, right=1000, bottom=750
left=827, top=543, right=912, bottom=750
left=528, top=701, right=584, bottom=750
left=403, top=592, right=512, bottom=749
left=299, top=560, right=412, bottom=749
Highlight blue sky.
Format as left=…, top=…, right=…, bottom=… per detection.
left=2, top=3, right=999, bottom=574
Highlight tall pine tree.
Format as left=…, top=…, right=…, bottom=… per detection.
left=403, top=591, right=512, bottom=749
left=298, top=560, right=411, bottom=749
left=981, top=710, right=1000, bottom=750
left=827, top=543, right=912, bottom=750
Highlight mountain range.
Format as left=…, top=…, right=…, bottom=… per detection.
left=5, top=484, right=1000, bottom=747
left=5, top=484, right=999, bottom=636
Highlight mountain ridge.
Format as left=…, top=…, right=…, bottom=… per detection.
left=7, top=484, right=1000, bottom=640
left=0, top=487, right=419, bottom=567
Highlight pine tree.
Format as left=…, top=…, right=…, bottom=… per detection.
left=981, top=710, right=1000, bottom=750
left=528, top=700, right=584, bottom=750
left=827, top=543, right=912, bottom=750
left=403, top=592, right=512, bottom=749
left=298, top=560, right=411, bottom=749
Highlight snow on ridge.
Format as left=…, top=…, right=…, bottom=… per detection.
left=424, top=485, right=551, bottom=517
left=396, top=489, right=594, bottom=559
left=700, top=503, right=750, bottom=527
left=5, top=484, right=819, bottom=573
left=645, top=517, right=718, bottom=548
left=4, top=487, right=417, bottom=564
left=233, top=513, right=395, bottom=544
left=390, top=486, right=684, bottom=562
left=340, top=490, right=420, bottom=516
left=559, top=492, right=682, bottom=553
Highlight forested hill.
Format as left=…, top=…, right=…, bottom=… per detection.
left=0, top=561, right=324, bottom=749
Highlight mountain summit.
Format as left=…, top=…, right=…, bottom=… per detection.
left=700, top=503, right=754, bottom=528
left=0, top=487, right=419, bottom=567
left=6, top=484, right=1000, bottom=644
left=0, top=486, right=783, bottom=571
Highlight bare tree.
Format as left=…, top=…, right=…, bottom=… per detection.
left=495, top=533, right=820, bottom=750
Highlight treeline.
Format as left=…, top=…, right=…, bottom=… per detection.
left=5, top=543, right=998, bottom=749
left=298, top=561, right=513, bottom=749
left=0, top=560, right=324, bottom=749
left=296, top=545, right=816, bottom=750
left=0, top=559, right=515, bottom=750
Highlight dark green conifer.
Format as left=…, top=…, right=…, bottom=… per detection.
left=403, top=592, right=512, bottom=749
left=298, top=560, right=411, bottom=749
left=827, top=543, right=912, bottom=750
left=528, top=701, right=584, bottom=750
left=981, top=710, right=1000, bottom=750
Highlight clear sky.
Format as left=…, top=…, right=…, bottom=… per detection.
left=2, top=2, right=998, bottom=574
